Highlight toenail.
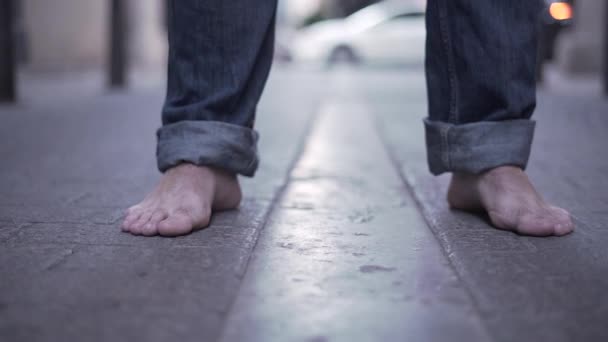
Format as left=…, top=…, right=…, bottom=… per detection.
left=555, top=223, right=572, bottom=235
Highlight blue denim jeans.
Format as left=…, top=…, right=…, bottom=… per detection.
left=157, top=0, right=277, bottom=176
left=157, top=0, right=540, bottom=177
left=424, top=0, right=540, bottom=175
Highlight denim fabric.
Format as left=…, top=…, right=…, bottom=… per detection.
left=157, top=0, right=277, bottom=176
left=424, top=0, right=542, bottom=175
left=157, top=121, right=259, bottom=177
left=159, top=0, right=541, bottom=177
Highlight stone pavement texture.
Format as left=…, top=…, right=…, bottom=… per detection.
left=0, top=70, right=325, bottom=342
left=359, top=69, right=608, bottom=342
left=220, top=102, right=488, bottom=342
left=1, top=67, right=607, bottom=342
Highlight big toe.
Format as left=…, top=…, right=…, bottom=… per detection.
left=516, top=215, right=558, bottom=237
left=157, top=214, right=196, bottom=237
left=550, top=206, right=574, bottom=236
left=517, top=208, right=574, bottom=237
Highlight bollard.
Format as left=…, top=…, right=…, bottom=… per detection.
left=108, top=0, right=127, bottom=88
left=0, top=0, right=16, bottom=102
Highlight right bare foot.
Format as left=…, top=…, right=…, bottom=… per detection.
left=447, top=166, right=574, bottom=237
left=121, top=163, right=242, bottom=237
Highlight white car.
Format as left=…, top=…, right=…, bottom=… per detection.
left=290, top=0, right=426, bottom=66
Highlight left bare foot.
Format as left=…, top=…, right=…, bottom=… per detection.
left=121, top=163, right=242, bottom=237
left=447, top=166, right=574, bottom=236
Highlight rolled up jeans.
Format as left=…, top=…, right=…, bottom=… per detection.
left=157, top=0, right=540, bottom=177
left=156, top=0, right=277, bottom=177
left=424, top=0, right=541, bottom=174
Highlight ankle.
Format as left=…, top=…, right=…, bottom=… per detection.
left=481, top=166, right=524, bottom=179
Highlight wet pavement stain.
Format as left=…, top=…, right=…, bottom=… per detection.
left=277, top=242, right=295, bottom=249
left=359, top=265, right=397, bottom=273
left=348, top=212, right=375, bottom=224
left=314, top=259, right=334, bottom=263
left=282, top=202, right=315, bottom=210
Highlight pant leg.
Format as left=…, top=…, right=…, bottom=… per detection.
left=424, top=0, right=542, bottom=175
left=157, top=0, right=277, bottom=177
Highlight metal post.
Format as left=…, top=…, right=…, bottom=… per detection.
left=108, top=0, right=127, bottom=88
left=0, top=0, right=16, bottom=102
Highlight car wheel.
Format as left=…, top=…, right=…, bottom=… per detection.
left=328, top=46, right=360, bottom=66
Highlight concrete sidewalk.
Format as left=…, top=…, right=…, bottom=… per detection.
left=361, top=68, right=608, bottom=342
left=1, top=67, right=607, bottom=342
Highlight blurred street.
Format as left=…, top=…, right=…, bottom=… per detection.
left=1, top=64, right=607, bottom=342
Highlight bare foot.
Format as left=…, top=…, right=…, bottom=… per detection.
left=121, top=163, right=242, bottom=237
left=447, top=166, right=574, bottom=236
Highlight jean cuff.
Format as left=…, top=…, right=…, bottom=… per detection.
left=424, top=118, right=535, bottom=175
left=156, top=121, right=259, bottom=177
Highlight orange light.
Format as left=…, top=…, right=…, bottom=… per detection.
left=549, top=2, right=573, bottom=21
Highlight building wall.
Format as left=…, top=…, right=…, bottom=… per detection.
left=22, top=0, right=107, bottom=71
left=127, top=0, right=167, bottom=70
left=21, top=0, right=167, bottom=72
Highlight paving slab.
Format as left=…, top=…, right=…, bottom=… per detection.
left=0, top=69, right=326, bottom=342
left=357, top=68, right=608, bottom=342
left=2, top=65, right=605, bottom=342
left=3, top=199, right=268, bottom=249
left=220, top=101, right=489, bottom=342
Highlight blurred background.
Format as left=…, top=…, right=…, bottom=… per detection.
left=1, top=3, right=608, bottom=341
left=1, top=0, right=606, bottom=100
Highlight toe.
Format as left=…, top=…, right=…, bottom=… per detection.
left=122, top=208, right=143, bottom=232
left=554, top=215, right=575, bottom=236
left=129, top=211, right=154, bottom=235
left=141, top=210, right=168, bottom=237
left=516, top=220, right=556, bottom=237
left=515, top=212, right=557, bottom=237
left=157, top=214, right=195, bottom=237
left=516, top=208, right=575, bottom=237
left=554, top=223, right=574, bottom=236
left=549, top=206, right=575, bottom=236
